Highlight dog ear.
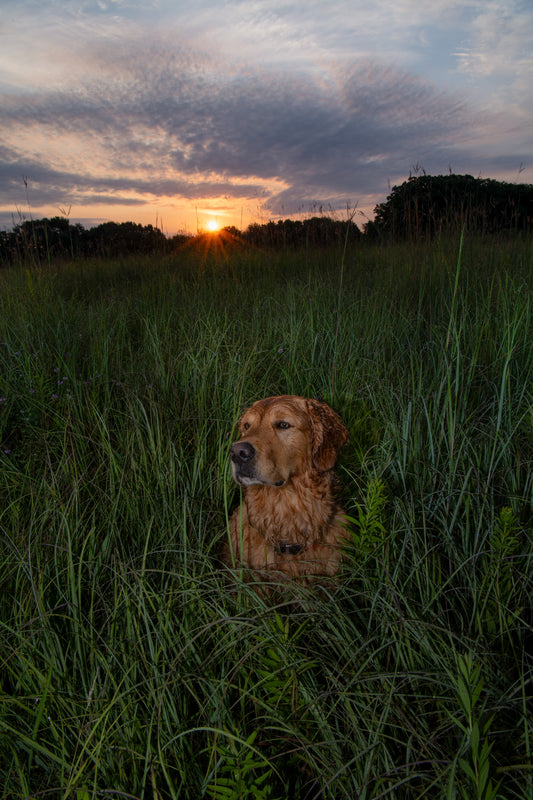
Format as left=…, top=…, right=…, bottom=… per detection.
left=306, top=399, right=348, bottom=472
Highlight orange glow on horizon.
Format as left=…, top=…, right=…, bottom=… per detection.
left=206, top=218, right=220, bottom=232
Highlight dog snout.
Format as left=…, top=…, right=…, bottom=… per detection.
left=230, top=441, right=256, bottom=464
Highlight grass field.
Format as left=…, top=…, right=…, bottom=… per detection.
left=1, top=234, right=532, bottom=799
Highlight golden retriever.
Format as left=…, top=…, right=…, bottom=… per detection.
left=222, top=395, right=349, bottom=582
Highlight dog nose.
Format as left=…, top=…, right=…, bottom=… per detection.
left=230, top=441, right=256, bottom=464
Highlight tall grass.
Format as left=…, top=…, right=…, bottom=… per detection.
left=1, top=235, right=532, bottom=799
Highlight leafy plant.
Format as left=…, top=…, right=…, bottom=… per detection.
left=445, top=653, right=501, bottom=800
left=206, top=730, right=280, bottom=800
left=345, top=477, right=388, bottom=562
left=478, top=506, right=523, bottom=640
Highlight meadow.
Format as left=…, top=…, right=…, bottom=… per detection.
left=1, top=233, right=532, bottom=799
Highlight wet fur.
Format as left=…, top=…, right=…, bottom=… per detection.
left=222, top=396, right=348, bottom=582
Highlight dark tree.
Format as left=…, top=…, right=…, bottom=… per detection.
left=0, top=218, right=171, bottom=265
left=369, top=174, right=533, bottom=239
left=82, top=221, right=167, bottom=257
left=6, top=216, right=85, bottom=262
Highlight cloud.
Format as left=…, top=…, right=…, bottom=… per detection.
left=454, top=1, right=533, bottom=115
left=3, top=31, right=502, bottom=223
left=0, top=142, right=266, bottom=209
left=455, top=2, right=533, bottom=75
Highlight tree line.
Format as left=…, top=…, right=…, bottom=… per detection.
left=229, top=216, right=362, bottom=248
left=1, top=174, right=531, bottom=264
left=0, top=215, right=362, bottom=264
left=0, top=218, right=176, bottom=265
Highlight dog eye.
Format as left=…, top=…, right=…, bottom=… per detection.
left=242, top=422, right=250, bottom=431
left=275, top=421, right=291, bottom=430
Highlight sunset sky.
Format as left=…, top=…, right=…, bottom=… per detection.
left=1, top=0, right=532, bottom=235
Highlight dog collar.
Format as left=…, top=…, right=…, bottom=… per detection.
left=275, top=542, right=303, bottom=555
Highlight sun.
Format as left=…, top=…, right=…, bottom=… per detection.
left=206, top=219, right=220, bottom=233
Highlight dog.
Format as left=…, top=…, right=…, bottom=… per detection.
left=222, top=395, right=349, bottom=582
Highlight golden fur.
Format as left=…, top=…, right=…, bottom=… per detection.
left=222, top=395, right=349, bottom=582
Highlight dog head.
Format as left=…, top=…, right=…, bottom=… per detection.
left=230, top=395, right=348, bottom=487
